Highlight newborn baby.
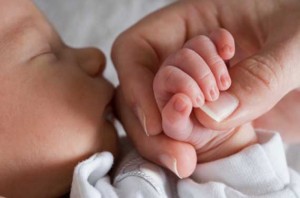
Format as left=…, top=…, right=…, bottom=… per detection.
left=0, top=0, right=118, bottom=197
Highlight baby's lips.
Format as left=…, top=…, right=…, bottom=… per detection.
left=199, top=92, right=239, bottom=122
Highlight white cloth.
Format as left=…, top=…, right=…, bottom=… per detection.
left=70, top=131, right=300, bottom=198
left=70, top=152, right=118, bottom=198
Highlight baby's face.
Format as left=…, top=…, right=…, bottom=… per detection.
left=0, top=1, right=118, bottom=197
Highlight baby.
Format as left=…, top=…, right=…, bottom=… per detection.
left=0, top=0, right=118, bottom=197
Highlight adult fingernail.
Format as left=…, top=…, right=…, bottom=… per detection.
left=158, top=154, right=182, bottom=178
left=200, top=92, right=239, bottom=122
left=136, top=107, right=149, bottom=136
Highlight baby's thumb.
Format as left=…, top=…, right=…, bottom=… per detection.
left=194, top=50, right=299, bottom=130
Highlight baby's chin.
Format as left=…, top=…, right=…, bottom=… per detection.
left=99, top=100, right=118, bottom=156
left=98, top=102, right=116, bottom=152
left=101, top=118, right=119, bottom=157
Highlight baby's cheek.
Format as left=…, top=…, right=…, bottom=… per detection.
left=0, top=115, right=106, bottom=197
left=43, top=118, right=104, bottom=161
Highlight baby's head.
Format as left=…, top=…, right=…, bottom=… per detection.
left=0, top=1, right=118, bottom=197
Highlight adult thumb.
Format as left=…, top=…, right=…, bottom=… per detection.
left=194, top=48, right=300, bottom=130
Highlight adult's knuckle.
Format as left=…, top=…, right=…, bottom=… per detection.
left=239, top=55, right=280, bottom=91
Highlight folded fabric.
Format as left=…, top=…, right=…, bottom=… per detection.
left=70, top=152, right=118, bottom=198
left=70, top=131, right=300, bottom=198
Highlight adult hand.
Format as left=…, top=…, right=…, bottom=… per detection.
left=112, top=0, right=300, bottom=177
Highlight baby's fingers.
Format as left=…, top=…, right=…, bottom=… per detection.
left=153, top=66, right=202, bottom=110
left=162, top=93, right=193, bottom=141
left=161, top=94, right=230, bottom=157
left=210, top=28, right=235, bottom=60
left=163, top=48, right=219, bottom=102
left=185, top=33, right=232, bottom=91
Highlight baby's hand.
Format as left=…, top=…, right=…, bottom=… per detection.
left=153, top=29, right=257, bottom=162
left=154, top=28, right=234, bottom=111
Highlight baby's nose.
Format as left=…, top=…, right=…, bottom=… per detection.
left=75, top=47, right=106, bottom=77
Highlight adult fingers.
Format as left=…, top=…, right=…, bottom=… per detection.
left=111, top=3, right=188, bottom=136
left=111, top=1, right=215, bottom=135
left=115, top=88, right=197, bottom=178
left=112, top=31, right=164, bottom=136
left=194, top=45, right=300, bottom=130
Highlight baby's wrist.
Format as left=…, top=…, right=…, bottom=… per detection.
left=197, top=123, right=258, bottom=163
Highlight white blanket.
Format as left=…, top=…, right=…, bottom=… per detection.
left=70, top=131, right=300, bottom=197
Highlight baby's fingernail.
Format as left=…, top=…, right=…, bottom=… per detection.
left=174, top=97, right=187, bottom=112
left=200, top=92, right=239, bottom=122
left=136, top=107, right=149, bottom=136
left=158, top=154, right=182, bottom=179
left=222, top=45, right=233, bottom=53
left=220, top=75, right=231, bottom=89
left=195, top=95, right=204, bottom=107
left=209, top=86, right=219, bottom=101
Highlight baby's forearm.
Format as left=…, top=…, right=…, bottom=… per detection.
left=197, top=123, right=258, bottom=163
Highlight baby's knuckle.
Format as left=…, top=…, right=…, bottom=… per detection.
left=163, top=66, right=176, bottom=83
left=162, top=66, right=184, bottom=91
left=177, top=48, right=195, bottom=61
left=207, top=55, right=224, bottom=68
left=193, top=35, right=210, bottom=43
left=186, top=35, right=210, bottom=47
left=184, top=80, right=195, bottom=91
left=198, top=70, right=212, bottom=80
